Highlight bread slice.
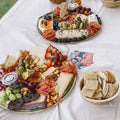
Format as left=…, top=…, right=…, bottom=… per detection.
left=56, top=72, right=73, bottom=98
left=30, top=47, right=47, bottom=59
left=83, top=72, right=98, bottom=80
left=92, top=91, right=103, bottom=99
left=84, top=80, right=99, bottom=90
left=105, top=71, right=116, bottom=84
left=81, top=87, right=95, bottom=98
left=96, top=86, right=102, bottom=93
left=102, top=80, right=109, bottom=98
left=97, top=70, right=108, bottom=82
left=43, top=67, right=56, bottom=77
left=105, top=82, right=119, bottom=99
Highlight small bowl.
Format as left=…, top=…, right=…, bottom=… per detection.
left=79, top=76, right=120, bottom=104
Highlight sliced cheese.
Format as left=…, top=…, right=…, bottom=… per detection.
left=30, top=47, right=47, bottom=59
left=60, top=2, right=68, bottom=18
left=43, top=67, right=56, bottom=77
left=56, top=72, right=73, bottom=98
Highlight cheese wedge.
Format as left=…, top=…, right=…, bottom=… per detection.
left=56, top=72, right=73, bottom=98
left=30, top=47, right=47, bottom=59
left=60, top=2, right=68, bottom=18
left=43, top=67, right=56, bottom=77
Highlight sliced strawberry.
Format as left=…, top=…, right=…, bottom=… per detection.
left=44, top=59, right=52, bottom=68
left=45, top=52, right=52, bottom=59
left=52, top=48, right=57, bottom=54
left=46, top=45, right=53, bottom=53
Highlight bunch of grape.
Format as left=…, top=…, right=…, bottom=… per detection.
left=53, top=51, right=67, bottom=66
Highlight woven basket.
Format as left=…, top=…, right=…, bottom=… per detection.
left=102, top=0, right=120, bottom=7
left=50, top=0, right=66, bottom=4
left=79, top=77, right=120, bottom=105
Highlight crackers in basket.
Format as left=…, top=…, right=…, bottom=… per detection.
left=81, top=70, right=119, bottom=100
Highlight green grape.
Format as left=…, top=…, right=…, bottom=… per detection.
left=15, top=94, right=22, bottom=99
left=8, top=94, right=16, bottom=101
left=12, top=88, right=20, bottom=94
left=0, top=91, right=7, bottom=104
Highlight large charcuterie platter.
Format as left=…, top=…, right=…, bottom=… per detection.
left=37, top=2, right=102, bottom=43
left=0, top=45, right=77, bottom=112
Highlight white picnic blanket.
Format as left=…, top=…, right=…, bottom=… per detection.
left=0, top=0, right=120, bottom=120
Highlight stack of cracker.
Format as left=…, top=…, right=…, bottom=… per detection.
left=81, top=70, right=119, bottom=100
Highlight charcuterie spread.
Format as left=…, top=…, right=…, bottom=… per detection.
left=37, top=2, right=102, bottom=43
left=0, top=45, right=77, bottom=112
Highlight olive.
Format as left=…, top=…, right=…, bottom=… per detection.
left=19, top=66, right=24, bottom=73
left=25, top=63, right=30, bottom=69
left=77, top=17, right=82, bottom=22
left=80, top=22, right=83, bottom=29
left=25, top=56, right=30, bottom=62
left=83, top=20, right=87, bottom=29
left=16, top=67, right=21, bottom=75
left=74, top=20, right=78, bottom=24
left=18, top=57, right=24, bottom=66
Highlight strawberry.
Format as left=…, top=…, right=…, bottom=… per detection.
left=45, top=52, right=52, bottom=59
left=52, top=48, right=57, bottom=54
left=46, top=45, right=53, bottom=53
left=44, top=59, right=52, bottom=68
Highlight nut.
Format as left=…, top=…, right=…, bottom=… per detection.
left=21, top=87, right=28, bottom=96
left=53, top=100, right=57, bottom=104
left=47, top=102, right=53, bottom=108
left=51, top=95, right=58, bottom=100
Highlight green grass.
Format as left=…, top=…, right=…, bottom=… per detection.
left=0, top=0, right=17, bottom=18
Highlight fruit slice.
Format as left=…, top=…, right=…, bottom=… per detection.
left=46, top=45, right=53, bottom=53
left=52, top=48, right=57, bottom=54
left=46, top=45, right=57, bottom=54
left=44, top=59, right=52, bottom=68
left=45, top=52, right=52, bottom=59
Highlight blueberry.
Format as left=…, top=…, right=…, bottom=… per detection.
left=88, top=11, right=93, bottom=15
left=53, top=38, right=58, bottom=42
left=98, top=18, right=102, bottom=25
left=59, top=39, right=63, bottom=43
left=44, top=21, right=47, bottom=26
left=81, top=35, right=86, bottom=40
left=44, top=14, right=51, bottom=20
left=79, top=6, right=82, bottom=10
left=72, top=38, right=76, bottom=42
left=77, top=37, right=81, bottom=41
left=41, top=20, right=44, bottom=24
